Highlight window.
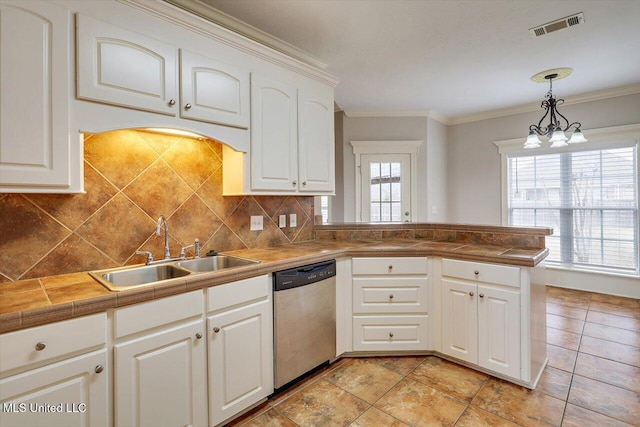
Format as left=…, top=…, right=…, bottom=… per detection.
left=368, top=160, right=404, bottom=222
left=507, top=144, right=638, bottom=273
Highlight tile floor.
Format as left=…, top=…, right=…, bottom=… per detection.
left=228, top=286, right=640, bottom=426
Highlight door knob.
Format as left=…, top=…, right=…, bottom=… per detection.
left=35, top=342, right=46, bottom=351
left=95, top=365, right=104, bottom=374
left=469, top=291, right=474, bottom=297
left=389, top=332, right=394, bottom=338
left=168, top=99, right=176, bottom=106
left=479, top=293, right=485, bottom=298
left=195, top=333, right=203, bottom=339
left=184, top=103, right=192, bottom=110
left=213, top=327, right=220, bottom=333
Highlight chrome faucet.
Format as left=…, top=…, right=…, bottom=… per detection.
left=156, top=215, right=171, bottom=259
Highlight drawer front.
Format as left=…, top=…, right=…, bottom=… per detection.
left=352, top=315, right=428, bottom=351
left=442, top=258, right=520, bottom=288
left=0, top=313, right=106, bottom=375
left=352, top=257, right=428, bottom=276
left=207, top=275, right=269, bottom=313
left=353, top=277, right=428, bottom=314
left=114, top=290, right=202, bottom=340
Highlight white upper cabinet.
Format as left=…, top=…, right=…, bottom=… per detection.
left=0, top=1, right=73, bottom=192
left=180, top=49, right=249, bottom=128
left=298, top=86, right=335, bottom=192
left=77, top=14, right=178, bottom=116
left=250, top=73, right=299, bottom=191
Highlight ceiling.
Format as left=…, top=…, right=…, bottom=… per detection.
left=190, top=0, right=640, bottom=123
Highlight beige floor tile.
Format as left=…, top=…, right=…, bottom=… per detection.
left=324, top=358, right=403, bottom=404
left=547, top=313, right=585, bottom=334
left=350, top=407, right=409, bottom=427
left=547, top=344, right=578, bottom=372
left=536, top=366, right=573, bottom=401
left=583, top=322, right=640, bottom=347
left=547, top=327, right=581, bottom=351
left=546, top=303, right=588, bottom=320
left=472, top=377, right=565, bottom=427
left=589, top=300, right=640, bottom=319
left=568, top=375, right=640, bottom=425
left=409, top=356, right=488, bottom=401
left=375, top=377, right=467, bottom=426
left=590, top=293, right=640, bottom=309
left=546, top=287, right=591, bottom=310
left=455, top=406, right=519, bottom=427
left=574, top=352, right=640, bottom=393
left=268, top=359, right=348, bottom=406
left=562, top=403, right=634, bottom=427
left=225, top=402, right=272, bottom=426
left=587, top=311, right=640, bottom=332
left=239, top=408, right=297, bottom=427
left=276, top=379, right=368, bottom=427
left=579, top=335, right=640, bottom=367
left=374, top=355, right=425, bottom=375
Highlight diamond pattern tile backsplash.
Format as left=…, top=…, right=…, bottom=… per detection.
left=0, top=130, right=314, bottom=282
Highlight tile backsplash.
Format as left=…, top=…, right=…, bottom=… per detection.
left=0, top=130, right=314, bottom=282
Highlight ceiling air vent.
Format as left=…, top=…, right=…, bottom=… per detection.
left=529, top=12, right=584, bottom=37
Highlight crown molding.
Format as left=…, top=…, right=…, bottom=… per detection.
left=164, top=0, right=328, bottom=70
left=343, top=110, right=430, bottom=118
left=447, top=83, right=640, bottom=126
left=119, top=0, right=339, bottom=87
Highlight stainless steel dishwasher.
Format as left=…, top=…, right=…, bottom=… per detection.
left=273, top=259, right=336, bottom=389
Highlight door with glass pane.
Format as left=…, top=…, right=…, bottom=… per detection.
left=361, top=154, right=411, bottom=222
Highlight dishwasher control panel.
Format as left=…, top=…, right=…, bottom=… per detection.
left=273, top=259, right=336, bottom=291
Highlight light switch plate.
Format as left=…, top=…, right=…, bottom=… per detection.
left=279, top=214, right=286, bottom=228
left=289, top=213, right=297, bottom=228
left=250, top=215, right=263, bottom=231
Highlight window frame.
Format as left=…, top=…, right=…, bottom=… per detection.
left=494, top=124, right=640, bottom=276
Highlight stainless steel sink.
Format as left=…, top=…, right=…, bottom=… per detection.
left=176, top=255, right=260, bottom=272
left=90, top=264, right=191, bottom=291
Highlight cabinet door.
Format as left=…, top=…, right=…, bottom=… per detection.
left=0, top=1, right=71, bottom=189
left=208, top=299, right=273, bottom=426
left=250, top=74, right=298, bottom=191
left=0, top=349, right=108, bottom=427
left=478, top=285, right=521, bottom=378
left=179, top=49, right=249, bottom=128
left=77, top=14, right=177, bottom=116
left=441, top=278, right=478, bottom=364
left=114, top=321, right=207, bottom=427
left=297, top=85, right=334, bottom=192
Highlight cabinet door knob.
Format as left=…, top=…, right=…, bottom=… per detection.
left=389, top=332, right=394, bottom=338
left=469, top=291, right=474, bottom=297
left=479, top=293, right=485, bottom=298
left=168, top=99, right=176, bottom=106
left=389, top=294, right=394, bottom=300
left=474, top=270, right=479, bottom=275
left=35, top=342, right=46, bottom=351
left=95, top=365, right=104, bottom=374
left=292, top=180, right=297, bottom=187
left=302, top=181, right=307, bottom=186
left=184, top=103, right=192, bottom=110
left=213, top=327, right=220, bottom=333
left=195, top=333, right=203, bottom=339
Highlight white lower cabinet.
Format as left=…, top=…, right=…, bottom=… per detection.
left=441, top=259, right=521, bottom=379
left=206, top=275, right=273, bottom=426
left=351, top=257, right=429, bottom=352
left=113, top=291, right=207, bottom=427
left=0, top=313, right=108, bottom=427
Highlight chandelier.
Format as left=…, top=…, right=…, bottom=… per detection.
left=525, top=68, right=587, bottom=149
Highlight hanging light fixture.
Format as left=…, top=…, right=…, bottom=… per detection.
left=525, top=67, right=586, bottom=149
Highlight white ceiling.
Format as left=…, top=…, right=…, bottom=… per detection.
left=196, top=0, right=640, bottom=123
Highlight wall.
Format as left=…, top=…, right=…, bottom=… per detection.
left=446, top=93, right=640, bottom=298
left=0, top=130, right=314, bottom=283
left=329, top=111, right=345, bottom=222
left=338, top=114, right=447, bottom=222
left=426, top=117, right=448, bottom=221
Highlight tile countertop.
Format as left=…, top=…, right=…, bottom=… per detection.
left=0, top=239, right=548, bottom=333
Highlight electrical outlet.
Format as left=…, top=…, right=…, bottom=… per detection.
left=279, top=214, right=286, bottom=228
left=250, top=215, right=263, bottom=231
left=289, top=213, right=297, bottom=228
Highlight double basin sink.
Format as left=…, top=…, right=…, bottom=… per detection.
left=90, top=255, right=260, bottom=291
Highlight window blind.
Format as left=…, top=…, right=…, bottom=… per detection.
left=507, top=144, right=638, bottom=273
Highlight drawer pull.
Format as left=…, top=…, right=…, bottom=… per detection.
left=389, top=294, right=394, bottom=300
left=389, top=332, right=394, bottom=338
left=195, top=333, right=203, bottom=339
left=213, top=327, right=220, bottom=333
left=35, top=342, right=46, bottom=351
left=388, top=265, right=393, bottom=270
left=474, top=270, right=479, bottom=275
left=479, top=293, right=485, bottom=298
left=95, top=365, right=104, bottom=374
left=469, top=292, right=474, bottom=297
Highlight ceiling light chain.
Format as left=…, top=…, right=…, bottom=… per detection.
left=525, top=69, right=587, bottom=149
